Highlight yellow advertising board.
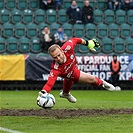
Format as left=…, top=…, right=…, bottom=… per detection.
left=0, top=54, right=25, bottom=80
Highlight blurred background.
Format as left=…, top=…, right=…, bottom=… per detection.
left=0, top=0, right=133, bottom=90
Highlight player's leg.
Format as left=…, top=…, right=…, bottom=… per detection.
left=116, top=74, right=120, bottom=84
left=111, top=74, right=116, bottom=84
left=78, top=71, right=102, bottom=85
left=62, top=79, right=74, bottom=93
left=60, top=79, right=77, bottom=103
left=111, top=74, right=119, bottom=86
left=79, top=71, right=116, bottom=91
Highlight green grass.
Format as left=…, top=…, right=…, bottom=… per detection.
left=0, top=90, right=132, bottom=109
left=0, top=90, right=133, bottom=133
left=0, top=114, right=132, bottom=133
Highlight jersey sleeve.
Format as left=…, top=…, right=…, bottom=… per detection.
left=61, top=37, right=83, bottom=51
left=42, top=69, right=60, bottom=93
left=70, top=38, right=83, bottom=47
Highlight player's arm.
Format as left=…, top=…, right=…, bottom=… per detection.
left=38, top=69, right=60, bottom=98
left=81, top=38, right=100, bottom=51
left=71, top=38, right=100, bottom=51
left=41, top=69, right=60, bottom=93
left=37, top=69, right=60, bottom=108
left=37, top=76, right=57, bottom=108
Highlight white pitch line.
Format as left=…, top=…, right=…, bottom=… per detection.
left=0, top=127, right=24, bottom=133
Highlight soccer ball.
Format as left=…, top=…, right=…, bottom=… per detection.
left=115, top=86, right=121, bottom=91
left=37, top=93, right=55, bottom=109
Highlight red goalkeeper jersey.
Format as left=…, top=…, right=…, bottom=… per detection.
left=42, top=38, right=82, bottom=92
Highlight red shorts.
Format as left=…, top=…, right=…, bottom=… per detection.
left=62, top=68, right=80, bottom=93
left=71, top=67, right=80, bottom=82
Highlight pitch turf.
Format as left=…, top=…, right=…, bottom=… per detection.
left=0, top=90, right=133, bottom=133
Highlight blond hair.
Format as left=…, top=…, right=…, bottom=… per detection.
left=48, top=44, right=62, bottom=54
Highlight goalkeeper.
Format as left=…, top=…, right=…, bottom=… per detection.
left=38, top=38, right=117, bottom=104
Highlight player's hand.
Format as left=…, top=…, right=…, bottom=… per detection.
left=37, top=96, right=42, bottom=107
left=38, top=90, right=47, bottom=97
left=37, top=90, right=47, bottom=107
left=88, top=39, right=100, bottom=51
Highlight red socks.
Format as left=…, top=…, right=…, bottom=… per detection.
left=91, top=77, right=103, bottom=86
left=63, top=79, right=74, bottom=93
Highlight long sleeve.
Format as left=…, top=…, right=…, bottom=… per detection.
left=42, top=69, right=60, bottom=93
left=70, top=38, right=83, bottom=46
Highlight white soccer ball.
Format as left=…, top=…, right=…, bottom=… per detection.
left=37, top=93, right=55, bottom=109
left=115, top=86, right=121, bottom=91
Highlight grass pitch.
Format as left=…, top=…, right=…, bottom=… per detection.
left=0, top=90, right=133, bottom=133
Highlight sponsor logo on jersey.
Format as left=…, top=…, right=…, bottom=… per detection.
left=64, top=45, right=71, bottom=52
left=66, top=71, right=73, bottom=78
left=54, top=62, right=59, bottom=69
left=70, top=54, right=74, bottom=59
left=65, top=58, right=76, bottom=72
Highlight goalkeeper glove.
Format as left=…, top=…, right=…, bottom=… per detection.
left=37, top=90, right=47, bottom=107
left=38, top=90, right=47, bottom=97
left=85, top=38, right=100, bottom=51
